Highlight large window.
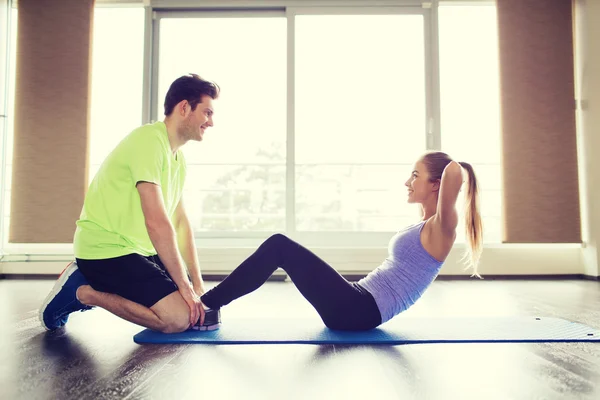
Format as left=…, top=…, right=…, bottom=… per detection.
left=156, top=15, right=287, bottom=233
left=295, top=14, right=426, bottom=232
left=151, top=5, right=503, bottom=244
left=153, top=9, right=432, bottom=242
left=439, top=4, right=502, bottom=242
left=88, top=7, right=145, bottom=182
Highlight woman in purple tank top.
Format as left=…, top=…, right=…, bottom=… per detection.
left=198, top=151, right=484, bottom=331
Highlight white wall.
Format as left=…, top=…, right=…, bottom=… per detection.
left=574, top=0, right=600, bottom=278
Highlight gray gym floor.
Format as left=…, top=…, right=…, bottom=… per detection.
left=1, top=278, right=599, bottom=400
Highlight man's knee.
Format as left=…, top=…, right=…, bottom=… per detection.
left=156, top=311, right=190, bottom=333
left=151, top=292, right=191, bottom=333
left=162, top=317, right=190, bottom=333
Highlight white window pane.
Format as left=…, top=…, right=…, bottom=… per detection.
left=296, top=14, right=426, bottom=164
left=480, top=189, right=502, bottom=218
left=89, top=8, right=145, bottom=182
left=439, top=5, right=501, bottom=162
left=0, top=118, right=4, bottom=224
left=157, top=17, right=287, bottom=164
left=296, top=164, right=419, bottom=231
left=469, top=163, right=502, bottom=191
left=295, top=14, right=427, bottom=231
left=158, top=17, right=287, bottom=232
left=185, top=164, right=285, bottom=232
left=0, top=124, right=3, bottom=206
left=439, top=5, right=502, bottom=242
left=3, top=190, right=9, bottom=218
left=455, top=215, right=502, bottom=245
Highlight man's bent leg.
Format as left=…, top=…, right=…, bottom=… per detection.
left=39, top=261, right=94, bottom=330
left=72, top=254, right=191, bottom=333
left=77, top=285, right=191, bottom=333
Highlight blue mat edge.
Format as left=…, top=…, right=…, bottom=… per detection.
left=133, top=337, right=600, bottom=345
left=132, top=316, right=600, bottom=345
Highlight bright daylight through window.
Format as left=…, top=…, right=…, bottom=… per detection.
left=157, top=17, right=287, bottom=233
left=1, top=4, right=502, bottom=246
left=295, top=14, right=426, bottom=233
left=106, top=5, right=503, bottom=243
left=439, top=4, right=502, bottom=243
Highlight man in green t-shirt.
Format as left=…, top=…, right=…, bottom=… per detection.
left=39, top=74, right=220, bottom=333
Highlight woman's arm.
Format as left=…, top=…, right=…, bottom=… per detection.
left=433, top=161, right=464, bottom=235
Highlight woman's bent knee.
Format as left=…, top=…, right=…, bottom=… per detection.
left=267, top=233, right=298, bottom=250
left=267, top=233, right=289, bottom=244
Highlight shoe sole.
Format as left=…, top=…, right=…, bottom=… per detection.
left=38, top=262, right=77, bottom=331
left=192, top=323, right=221, bottom=331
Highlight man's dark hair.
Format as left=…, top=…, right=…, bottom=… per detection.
left=164, top=73, right=220, bottom=116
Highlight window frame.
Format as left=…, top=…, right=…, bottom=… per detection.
left=149, top=6, right=437, bottom=247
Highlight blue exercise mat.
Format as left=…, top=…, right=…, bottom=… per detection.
left=133, top=316, right=600, bottom=345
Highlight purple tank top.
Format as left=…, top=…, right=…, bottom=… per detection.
left=358, top=221, right=444, bottom=323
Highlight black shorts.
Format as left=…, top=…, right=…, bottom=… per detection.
left=76, top=254, right=179, bottom=308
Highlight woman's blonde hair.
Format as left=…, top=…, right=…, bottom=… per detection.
left=421, top=151, right=483, bottom=277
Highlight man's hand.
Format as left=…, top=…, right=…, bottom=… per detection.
left=193, top=282, right=206, bottom=327
left=138, top=183, right=203, bottom=327
left=179, top=284, right=203, bottom=327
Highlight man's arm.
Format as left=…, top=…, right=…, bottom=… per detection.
left=137, top=182, right=202, bottom=326
left=173, top=198, right=205, bottom=295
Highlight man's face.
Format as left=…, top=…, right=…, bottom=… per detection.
left=180, top=95, right=214, bottom=142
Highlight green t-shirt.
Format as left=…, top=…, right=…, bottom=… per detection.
left=74, top=121, right=187, bottom=259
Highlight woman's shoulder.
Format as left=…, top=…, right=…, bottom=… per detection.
left=421, top=216, right=456, bottom=261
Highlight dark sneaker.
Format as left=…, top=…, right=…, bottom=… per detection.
left=39, top=261, right=94, bottom=331
left=193, top=308, right=221, bottom=331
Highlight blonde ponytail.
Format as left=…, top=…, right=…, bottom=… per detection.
left=458, top=162, right=483, bottom=278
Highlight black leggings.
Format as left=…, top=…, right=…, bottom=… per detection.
left=200, top=234, right=382, bottom=331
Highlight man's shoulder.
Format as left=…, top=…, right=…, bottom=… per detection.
left=123, top=121, right=169, bottom=151
left=128, top=121, right=167, bottom=140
